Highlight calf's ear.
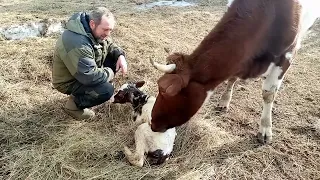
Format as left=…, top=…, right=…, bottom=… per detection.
left=135, top=81, right=145, bottom=88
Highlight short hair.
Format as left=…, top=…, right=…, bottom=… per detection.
left=88, top=7, right=114, bottom=25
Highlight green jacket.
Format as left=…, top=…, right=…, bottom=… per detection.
left=52, top=12, right=125, bottom=93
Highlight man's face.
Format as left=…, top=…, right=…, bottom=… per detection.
left=90, top=15, right=115, bottom=41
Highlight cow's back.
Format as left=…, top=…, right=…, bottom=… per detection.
left=189, top=0, right=301, bottom=82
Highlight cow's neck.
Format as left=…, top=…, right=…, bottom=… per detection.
left=182, top=81, right=214, bottom=120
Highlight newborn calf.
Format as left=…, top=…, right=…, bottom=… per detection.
left=111, top=81, right=176, bottom=167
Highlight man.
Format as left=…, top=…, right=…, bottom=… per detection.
left=52, top=7, right=127, bottom=120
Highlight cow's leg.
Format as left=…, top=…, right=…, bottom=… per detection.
left=216, top=77, right=238, bottom=112
left=258, top=52, right=293, bottom=144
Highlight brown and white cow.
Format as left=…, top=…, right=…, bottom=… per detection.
left=149, top=0, right=320, bottom=144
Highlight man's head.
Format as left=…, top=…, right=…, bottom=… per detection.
left=88, top=7, right=115, bottom=42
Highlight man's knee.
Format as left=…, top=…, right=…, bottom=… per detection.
left=71, top=81, right=114, bottom=109
left=98, top=82, right=114, bottom=102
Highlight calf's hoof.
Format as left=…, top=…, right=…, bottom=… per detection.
left=114, top=150, right=126, bottom=160
left=257, top=132, right=272, bottom=144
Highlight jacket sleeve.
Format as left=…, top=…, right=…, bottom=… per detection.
left=65, top=45, right=114, bottom=86
left=106, top=37, right=126, bottom=62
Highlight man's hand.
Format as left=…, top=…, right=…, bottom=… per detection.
left=116, top=55, right=128, bottom=75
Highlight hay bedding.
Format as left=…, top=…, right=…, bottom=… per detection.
left=0, top=0, right=319, bottom=179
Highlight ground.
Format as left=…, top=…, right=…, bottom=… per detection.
left=0, top=0, right=319, bottom=179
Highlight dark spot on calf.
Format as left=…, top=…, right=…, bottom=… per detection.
left=147, top=149, right=170, bottom=165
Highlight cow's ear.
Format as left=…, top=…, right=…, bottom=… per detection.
left=157, top=74, right=188, bottom=96
left=135, top=81, right=145, bottom=88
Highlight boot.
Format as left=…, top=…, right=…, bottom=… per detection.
left=64, top=96, right=95, bottom=120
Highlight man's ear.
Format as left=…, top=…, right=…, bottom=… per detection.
left=89, top=19, right=96, bottom=30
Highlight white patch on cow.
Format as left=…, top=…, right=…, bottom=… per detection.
left=260, top=100, right=273, bottom=137
left=261, top=63, right=274, bottom=78
left=227, top=0, right=234, bottom=7
left=204, top=90, right=214, bottom=104
left=262, top=64, right=283, bottom=91
left=285, top=52, right=293, bottom=63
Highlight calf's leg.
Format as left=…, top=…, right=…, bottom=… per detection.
left=123, top=127, right=146, bottom=167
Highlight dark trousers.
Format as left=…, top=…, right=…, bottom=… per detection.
left=66, top=56, right=117, bottom=109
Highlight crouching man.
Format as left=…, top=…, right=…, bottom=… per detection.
left=52, top=7, right=127, bottom=120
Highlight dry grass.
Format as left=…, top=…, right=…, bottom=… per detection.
left=1, top=0, right=320, bottom=179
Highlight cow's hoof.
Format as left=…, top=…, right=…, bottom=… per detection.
left=257, top=132, right=272, bottom=144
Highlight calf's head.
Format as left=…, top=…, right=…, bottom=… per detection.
left=111, top=81, right=146, bottom=104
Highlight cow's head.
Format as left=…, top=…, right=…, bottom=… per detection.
left=150, top=53, right=207, bottom=132
left=110, top=81, right=146, bottom=104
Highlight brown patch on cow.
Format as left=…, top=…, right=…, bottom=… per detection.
left=277, top=47, right=297, bottom=80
